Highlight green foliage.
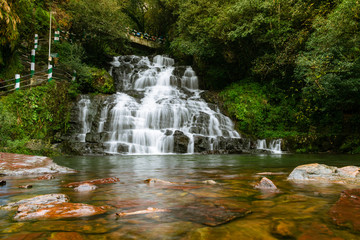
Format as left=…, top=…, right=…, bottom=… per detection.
left=295, top=0, right=360, bottom=133
left=220, top=81, right=298, bottom=138
left=0, top=81, right=71, bottom=148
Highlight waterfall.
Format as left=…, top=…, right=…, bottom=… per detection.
left=256, top=139, right=282, bottom=154
left=69, top=55, right=246, bottom=155
left=77, top=96, right=91, bottom=142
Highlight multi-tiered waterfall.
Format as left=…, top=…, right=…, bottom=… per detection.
left=65, top=55, right=261, bottom=155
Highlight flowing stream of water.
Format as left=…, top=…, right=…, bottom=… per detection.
left=1, top=154, right=360, bottom=239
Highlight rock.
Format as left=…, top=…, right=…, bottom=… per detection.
left=49, top=232, right=85, bottom=240
left=0, top=180, right=6, bottom=186
left=0, top=152, right=75, bottom=176
left=193, top=136, right=211, bottom=153
left=37, top=174, right=55, bottom=180
left=74, top=183, right=97, bottom=192
left=271, top=220, right=297, bottom=238
left=18, top=185, right=32, bottom=189
left=329, top=189, right=360, bottom=231
left=254, top=177, right=278, bottom=191
left=1, top=194, right=69, bottom=210
left=173, top=130, right=190, bottom=153
left=202, top=180, right=217, bottom=185
left=144, top=178, right=174, bottom=185
left=288, top=163, right=360, bottom=183
left=14, top=202, right=107, bottom=221
left=297, top=222, right=343, bottom=240
left=116, top=207, right=170, bottom=217
left=64, top=177, right=120, bottom=188
left=172, top=202, right=251, bottom=226
left=337, top=166, right=360, bottom=178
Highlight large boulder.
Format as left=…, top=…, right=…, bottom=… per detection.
left=288, top=163, right=360, bottom=183
left=173, top=130, right=190, bottom=153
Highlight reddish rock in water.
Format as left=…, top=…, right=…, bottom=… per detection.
left=254, top=177, right=278, bottom=191
left=298, top=222, right=343, bottom=240
left=14, top=202, right=108, bottom=221
left=329, top=189, right=360, bottom=232
left=64, top=177, right=120, bottom=188
left=18, top=184, right=33, bottom=189
left=37, top=174, right=55, bottom=180
left=0, top=152, right=75, bottom=176
left=1, top=194, right=70, bottom=210
left=172, top=202, right=251, bottom=226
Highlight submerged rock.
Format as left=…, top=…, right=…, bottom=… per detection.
left=18, top=185, right=32, bottom=189
left=0, top=152, right=75, bottom=176
left=0, top=180, right=6, bottom=186
left=37, top=174, right=55, bottom=180
left=144, top=178, right=175, bottom=185
left=288, top=163, right=360, bottom=183
left=14, top=202, right=107, bottom=221
left=64, top=177, right=120, bottom=188
left=116, top=207, right=170, bottom=217
left=254, top=177, right=278, bottom=191
left=329, top=189, right=360, bottom=231
left=172, top=202, right=251, bottom=226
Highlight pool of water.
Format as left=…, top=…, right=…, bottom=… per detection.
left=1, top=154, right=360, bottom=239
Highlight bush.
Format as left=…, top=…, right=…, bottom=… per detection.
left=0, top=81, right=71, bottom=152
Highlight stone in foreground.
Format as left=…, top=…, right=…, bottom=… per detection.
left=0, top=152, right=75, bottom=176
left=329, top=189, right=360, bottom=232
left=64, top=177, right=120, bottom=188
left=254, top=177, right=278, bottom=191
left=172, top=202, right=251, bottom=226
left=14, top=202, right=107, bottom=221
left=1, top=194, right=69, bottom=210
left=287, top=163, right=360, bottom=183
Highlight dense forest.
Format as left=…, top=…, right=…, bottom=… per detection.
left=1, top=0, right=360, bottom=154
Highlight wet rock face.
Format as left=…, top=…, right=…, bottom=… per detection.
left=329, top=189, right=360, bottom=231
left=0, top=152, right=75, bottom=176
left=173, top=131, right=190, bottom=153
left=288, top=163, right=360, bottom=183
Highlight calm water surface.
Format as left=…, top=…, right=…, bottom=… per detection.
left=1, top=154, right=360, bottom=239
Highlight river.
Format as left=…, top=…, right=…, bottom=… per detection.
left=1, top=154, right=360, bottom=239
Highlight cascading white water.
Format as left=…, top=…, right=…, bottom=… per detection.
left=77, top=96, right=91, bottom=142
left=73, top=55, right=242, bottom=155
left=256, top=139, right=282, bottom=154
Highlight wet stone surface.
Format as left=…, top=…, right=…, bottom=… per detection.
left=329, top=189, right=360, bottom=232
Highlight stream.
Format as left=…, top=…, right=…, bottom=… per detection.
left=1, top=154, right=360, bottom=239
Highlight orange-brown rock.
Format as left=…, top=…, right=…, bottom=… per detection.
left=329, top=189, right=360, bottom=232
left=254, top=177, right=278, bottom=191
left=0, top=152, right=75, bottom=176
left=14, top=202, right=107, bottom=221
left=37, top=174, right=55, bottom=180
left=64, top=177, right=120, bottom=188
